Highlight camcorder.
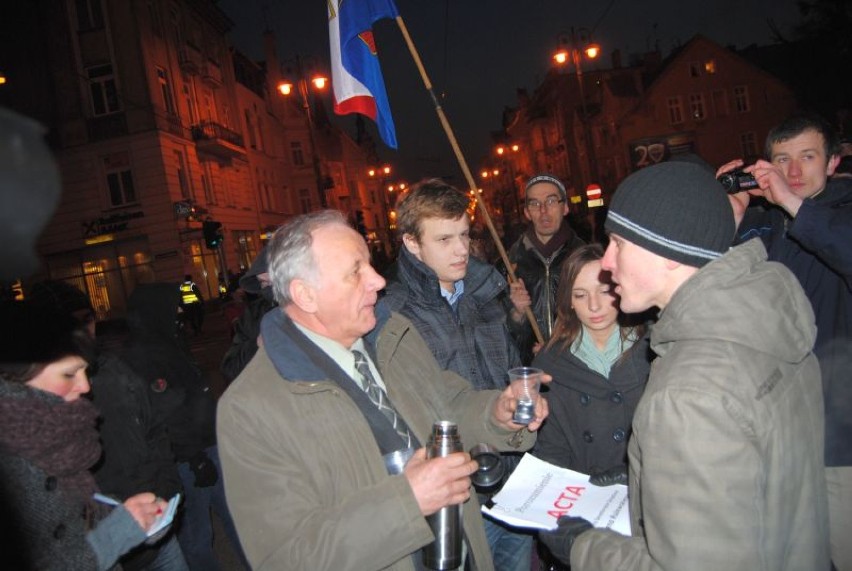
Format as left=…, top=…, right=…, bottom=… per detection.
left=717, top=169, right=759, bottom=194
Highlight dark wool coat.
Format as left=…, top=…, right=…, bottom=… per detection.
left=0, top=381, right=146, bottom=571
left=123, top=283, right=216, bottom=462
left=90, top=351, right=181, bottom=500
left=531, top=332, right=652, bottom=475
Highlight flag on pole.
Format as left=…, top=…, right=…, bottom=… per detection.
left=329, top=0, right=399, bottom=149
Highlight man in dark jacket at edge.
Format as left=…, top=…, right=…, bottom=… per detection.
left=220, top=247, right=277, bottom=383
left=718, top=112, right=852, bottom=571
left=216, top=210, right=549, bottom=571
left=381, top=180, right=533, bottom=571
left=504, top=174, right=585, bottom=364
left=124, top=283, right=247, bottom=571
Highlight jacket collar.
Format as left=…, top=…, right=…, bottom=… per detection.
left=394, top=247, right=506, bottom=308
left=260, top=304, right=391, bottom=382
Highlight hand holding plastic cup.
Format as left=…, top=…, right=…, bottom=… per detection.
left=508, top=367, right=542, bottom=425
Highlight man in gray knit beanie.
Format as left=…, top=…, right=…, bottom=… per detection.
left=600, top=161, right=735, bottom=312
left=540, top=161, right=830, bottom=571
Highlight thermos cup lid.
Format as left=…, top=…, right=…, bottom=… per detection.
left=469, top=443, right=504, bottom=492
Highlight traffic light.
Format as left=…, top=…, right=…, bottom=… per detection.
left=202, top=220, right=223, bottom=249
left=354, top=210, right=366, bottom=237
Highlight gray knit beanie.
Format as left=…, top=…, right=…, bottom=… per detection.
left=524, top=174, right=566, bottom=201
left=604, top=162, right=735, bottom=268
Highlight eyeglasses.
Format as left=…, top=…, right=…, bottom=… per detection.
left=525, top=196, right=565, bottom=209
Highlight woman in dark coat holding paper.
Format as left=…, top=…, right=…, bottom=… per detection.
left=532, top=244, right=652, bottom=476
left=0, top=301, right=168, bottom=570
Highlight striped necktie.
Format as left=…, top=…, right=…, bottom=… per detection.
left=352, top=349, right=412, bottom=448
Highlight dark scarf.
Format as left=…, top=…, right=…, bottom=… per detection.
left=525, top=220, right=573, bottom=259
left=0, top=382, right=102, bottom=508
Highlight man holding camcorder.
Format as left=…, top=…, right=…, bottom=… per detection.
left=718, top=113, right=852, bottom=571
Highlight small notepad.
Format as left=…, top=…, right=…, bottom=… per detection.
left=94, top=492, right=182, bottom=537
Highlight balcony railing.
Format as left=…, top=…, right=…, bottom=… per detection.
left=201, top=61, right=223, bottom=88
left=191, top=120, right=246, bottom=160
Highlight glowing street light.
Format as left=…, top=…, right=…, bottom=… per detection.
left=277, top=55, right=330, bottom=207
left=552, top=27, right=601, bottom=189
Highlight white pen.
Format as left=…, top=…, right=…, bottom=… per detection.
left=92, top=493, right=121, bottom=507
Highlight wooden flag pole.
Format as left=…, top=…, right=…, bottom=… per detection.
left=395, top=16, right=544, bottom=345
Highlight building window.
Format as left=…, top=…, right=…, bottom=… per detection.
left=704, top=60, right=716, bottom=74
left=667, top=96, right=684, bottom=125
left=103, top=152, right=136, bottom=207
left=233, top=230, right=258, bottom=270
left=291, top=141, right=305, bottom=165
left=45, top=238, right=154, bottom=321
left=256, top=116, right=265, bottom=152
left=202, top=90, right=217, bottom=122
left=221, top=103, right=231, bottom=129
left=689, top=93, right=706, bottom=120
left=689, top=61, right=700, bottom=77
left=712, top=89, right=728, bottom=117
left=156, top=67, right=177, bottom=114
left=298, top=188, right=312, bottom=214
left=87, top=65, right=120, bottom=116
left=174, top=150, right=192, bottom=200
left=244, top=110, right=257, bottom=149
left=75, top=0, right=104, bottom=31
left=182, top=83, right=198, bottom=124
left=258, top=180, right=269, bottom=210
left=201, top=163, right=215, bottom=204
left=740, top=132, right=759, bottom=159
left=734, top=86, right=750, bottom=113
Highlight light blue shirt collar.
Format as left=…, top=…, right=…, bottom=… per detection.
left=292, top=321, right=386, bottom=391
left=440, top=279, right=465, bottom=307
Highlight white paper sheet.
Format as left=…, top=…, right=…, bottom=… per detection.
left=481, top=454, right=631, bottom=536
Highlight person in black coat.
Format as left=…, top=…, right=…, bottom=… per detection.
left=532, top=244, right=652, bottom=475
left=124, top=283, right=247, bottom=571
left=220, top=247, right=277, bottom=384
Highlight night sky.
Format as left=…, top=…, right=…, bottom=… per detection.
left=217, top=0, right=803, bottom=185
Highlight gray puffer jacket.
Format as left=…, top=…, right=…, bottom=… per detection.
left=381, top=248, right=520, bottom=391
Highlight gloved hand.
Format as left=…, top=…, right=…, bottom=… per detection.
left=590, top=464, right=628, bottom=487
left=539, top=516, right=593, bottom=564
left=189, top=452, right=218, bottom=488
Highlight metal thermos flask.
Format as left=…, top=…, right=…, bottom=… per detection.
left=422, top=421, right=464, bottom=570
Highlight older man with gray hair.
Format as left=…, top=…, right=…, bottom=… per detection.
left=217, top=210, right=548, bottom=571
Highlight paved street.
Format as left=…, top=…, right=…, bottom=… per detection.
left=185, top=300, right=250, bottom=570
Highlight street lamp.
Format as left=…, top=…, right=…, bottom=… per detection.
left=494, top=143, right=523, bottom=219
left=277, top=55, right=330, bottom=208
left=552, top=27, right=600, bottom=192
left=368, top=164, right=398, bottom=253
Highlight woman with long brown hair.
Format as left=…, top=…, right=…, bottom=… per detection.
left=532, top=243, right=652, bottom=476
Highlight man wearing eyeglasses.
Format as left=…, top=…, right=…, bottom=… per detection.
left=506, top=174, right=585, bottom=364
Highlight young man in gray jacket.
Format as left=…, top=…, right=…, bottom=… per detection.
left=541, top=162, right=830, bottom=570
